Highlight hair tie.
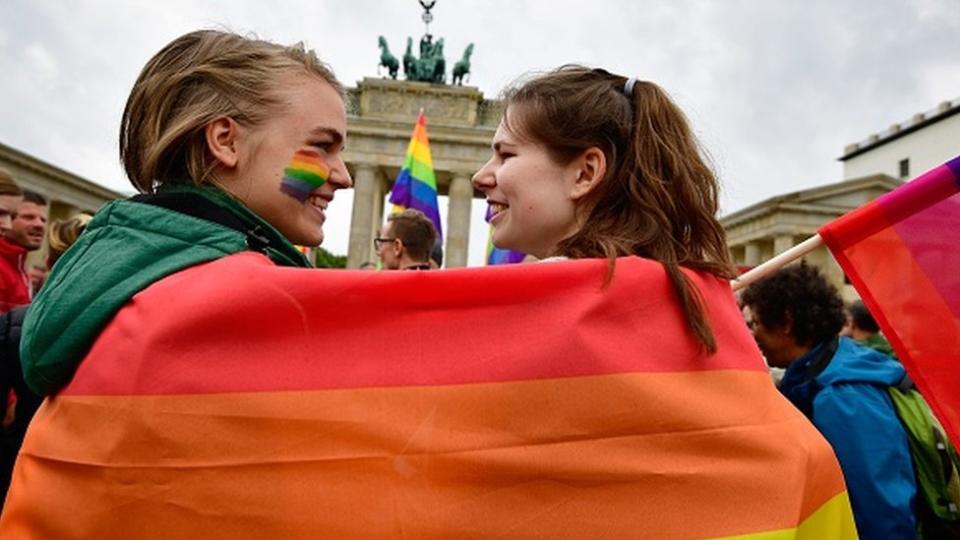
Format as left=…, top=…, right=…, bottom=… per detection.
left=623, top=77, right=638, bottom=97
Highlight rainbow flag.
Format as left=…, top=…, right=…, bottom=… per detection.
left=484, top=205, right=526, bottom=265
left=820, top=155, right=960, bottom=447
left=388, top=111, right=442, bottom=240
left=1, top=255, right=855, bottom=538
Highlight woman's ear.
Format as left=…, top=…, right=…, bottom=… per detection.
left=205, top=117, right=241, bottom=169
left=570, top=147, right=606, bottom=201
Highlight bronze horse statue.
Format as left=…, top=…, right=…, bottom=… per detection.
left=403, top=37, right=417, bottom=81
left=452, top=43, right=474, bottom=86
left=377, top=36, right=399, bottom=79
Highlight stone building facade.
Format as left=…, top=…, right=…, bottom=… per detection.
left=343, top=78, right=499, bottom=268
left=723, top=96, right=958, bottom=296
left=841, top=97, right=960, bottom=181
left=722, top=174, right=900, bottom=297
left=0, top=141, right=123, bottom=267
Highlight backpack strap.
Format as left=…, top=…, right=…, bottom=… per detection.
left=805, top=336, right=839, bottom=380
left=896, top=372, right=916, bottom=392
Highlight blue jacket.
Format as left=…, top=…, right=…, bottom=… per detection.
left=780, top=337, right=916, bottom=540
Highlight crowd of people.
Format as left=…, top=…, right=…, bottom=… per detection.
left=0, top=28, right=946, bottom=538
left=0, top=170, right=93, bottom=505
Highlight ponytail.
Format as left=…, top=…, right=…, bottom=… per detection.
left=503, top=65, right=735, bottom=354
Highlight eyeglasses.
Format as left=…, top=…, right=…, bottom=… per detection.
left=373, top=237, right=396, bottom=250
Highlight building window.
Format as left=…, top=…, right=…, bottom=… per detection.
left=899, top=158, right=910, bottom=178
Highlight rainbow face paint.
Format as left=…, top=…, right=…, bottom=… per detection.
left=280, top=149, right=329, bottom=202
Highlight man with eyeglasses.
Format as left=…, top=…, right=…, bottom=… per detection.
left=374, top=209, right=437, bottom=271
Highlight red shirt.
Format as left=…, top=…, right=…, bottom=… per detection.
left=0, top=237, right=30, bottom=312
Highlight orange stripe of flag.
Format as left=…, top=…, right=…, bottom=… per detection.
left=4, top=371, right=846, bottom=539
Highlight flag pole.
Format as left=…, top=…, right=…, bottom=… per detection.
left=731, top=234, right=824, bottom=292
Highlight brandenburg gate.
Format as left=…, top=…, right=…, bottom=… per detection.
left=342, top=78, right=500, bottom=268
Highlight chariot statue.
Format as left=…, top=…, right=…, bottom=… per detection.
left=374, top=0, right=474, bottom=86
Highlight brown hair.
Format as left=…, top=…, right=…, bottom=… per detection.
left=120, top=30, right=343, bottom=193
left=387, top=209, right=437, bottom=263
left=502, top=65, right=735, bottom=353
left=22, top=189, right=48, bottom=206
left=0, top=168, right=23, bottom=197
left=47, top=213, right=93, bottom=267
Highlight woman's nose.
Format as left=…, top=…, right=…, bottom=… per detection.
left=329, top=158, right=353, bottom=189
left=472, top=159, right=495, bottom=191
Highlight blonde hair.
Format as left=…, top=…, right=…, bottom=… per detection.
left=0, top=168, right=23, bottom=197
left=47, top=213, right=93, bottom=267
left=120, top=30, right=343, bottom=193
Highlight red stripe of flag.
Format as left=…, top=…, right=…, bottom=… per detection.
left=63, top=255, right=766, bottom=396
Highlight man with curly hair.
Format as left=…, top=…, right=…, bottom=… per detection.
left=741, top=262, right=917, bottom=539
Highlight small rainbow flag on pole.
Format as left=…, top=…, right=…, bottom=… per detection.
left=484, top=206, right=526, bottom=265
left=388, top=110, right=442, bottom=240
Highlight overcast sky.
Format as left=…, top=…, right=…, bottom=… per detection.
left=2, top=0, right=958, bottom=266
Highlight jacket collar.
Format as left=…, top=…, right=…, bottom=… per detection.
left=149, top=183, right=311, bottom=268
left=0, top=237, right=27, bottom=262
left=778, top=337, right=838, bottom=417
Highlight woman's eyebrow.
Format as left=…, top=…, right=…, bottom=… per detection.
left=309, top=126, right=344, bottom=145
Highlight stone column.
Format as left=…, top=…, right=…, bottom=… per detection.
left=445, top=173, right=473, bottom=268
left=774, top=234, right=794, bottom=255
left=347, top=164, right=379, bottom=268
left=744, top=242, right=761, bottom=267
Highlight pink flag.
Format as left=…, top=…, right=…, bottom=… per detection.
left=819, top=155, right=960, bottom=445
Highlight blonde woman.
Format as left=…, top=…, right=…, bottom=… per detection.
left=20, top=30, right=352, bottom=396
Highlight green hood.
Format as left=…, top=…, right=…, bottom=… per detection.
left=858, top=333, right=898, bottom=360
left=21, top=184, right=310, bottom=395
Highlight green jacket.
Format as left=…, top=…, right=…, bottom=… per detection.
left=21, top=183, right=311, bottom=395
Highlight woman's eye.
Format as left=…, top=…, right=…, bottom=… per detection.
left=499, top=152, right=515, bottom=161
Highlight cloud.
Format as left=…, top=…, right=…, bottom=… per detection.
left=22, top=45, right=59, bottom=98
